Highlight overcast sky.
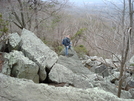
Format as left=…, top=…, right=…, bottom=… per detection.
left=42, top=0, right=122, bottom=6
left=70, top=0, right=121, bottom=6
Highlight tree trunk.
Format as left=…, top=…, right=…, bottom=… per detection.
left=34, top=0, right=39, bottom=35
left=117, top=0, right=133, bottom=97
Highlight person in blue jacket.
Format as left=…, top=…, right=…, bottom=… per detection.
left=62, top=35, right=71, bottom=56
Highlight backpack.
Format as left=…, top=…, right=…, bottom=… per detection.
left=62, top=37, right=70, bottom=46
left=62, top=38, right=66, bottom=45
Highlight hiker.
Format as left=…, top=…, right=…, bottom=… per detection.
left=62, top=35, right=71, bottom=56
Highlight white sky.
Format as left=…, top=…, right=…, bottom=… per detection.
left=70, top=0, right=121, bottom=5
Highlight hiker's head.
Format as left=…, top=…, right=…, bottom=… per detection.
left=66, top=35, right=70, bottom=38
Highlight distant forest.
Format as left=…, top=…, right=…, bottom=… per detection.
left=0, top=0, right=134, bottom=97
left=0, top=0, right=134, bottom=58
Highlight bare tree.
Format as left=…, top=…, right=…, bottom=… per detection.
left=84, top=0, right=133, bottom=97
left=80, top=0, right=133, bottom=97
left=117, top=0, right=133, bottom=97
left=7, top=0, right=69, bottom=34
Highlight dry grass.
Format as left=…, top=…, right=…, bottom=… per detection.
left=0, top=53, right=4, bottom=73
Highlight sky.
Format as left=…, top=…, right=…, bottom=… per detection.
left=70, top=0, right=121, bottom=6
left=42, top=0, right=122, bottom=7
left=71, top=0, right=104, bottom=3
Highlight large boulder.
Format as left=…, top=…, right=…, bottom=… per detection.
left=129, top=55, right=134, bottom=66
left=105, top=59, right=114, bottom=67
left=60, top=47, right=74, bottom=57
left=49, top=63, right=96, bottom=88
left=20, top=29, right=58, bottom=81
left=129, top=88, right=134, bottom=99
left=125, top=77, right=134, bottom=91
left=49, top=63, right=74, bottom=84
left=90, top=64, right=109, bottom=77
left=2, top=50, right=39, bottom=83
left=97, top=81, right=132, bottom=99
left=112, top=54, right=121, bottom=62
left=49, top=49, right=103, bottom=88
left=57, top=53, right=91, bottom=75
left=72, top=74, right=96, bottom=88
left=0, top=73, right=133, bottom=101
left=8, top=33, right=21, bottom=51
left=86, top=58, right=102, bottom=67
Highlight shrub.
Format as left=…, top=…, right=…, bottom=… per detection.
left=74, top=45, right=87, bottom=57
left=130, top=64, right=134, bottom=66
left=42, top=38, right=63, bottom=54
left=0, top=13, right=8, bottom=42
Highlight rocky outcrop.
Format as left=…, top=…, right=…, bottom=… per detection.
left=48, top=48, right=98, bottom=88
left=2, top=50, right=39, bottom=83
left=129, top=56, right=134, bottom=65
left=49, top=63, right=97, bottom=88
left=20, top=29, right=58, bottom=81
left=128, top=56, right=134, bottom=74
left=81, top=55, right=134, bottom=98
left=90, top=64, right=109, bottom=77
left=49, top=63, right=74, bottom=84
left=2, top=29, right=59, bottom=82
left=0, top=73, right=133, bottom=101
left=60, top=47, right=74, bottom=57
left=129, top=88, right=134, bottom=99
left=58, top=48, right=91, bottom=75
left=1, top=29, right=134, bottom=100
left=8, top=33, right=21, bottom=51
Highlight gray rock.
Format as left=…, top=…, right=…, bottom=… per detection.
left=98, top=81, right=132, bottom=99
left=82, top=55, right=90, bottom=60
left=90, top=64, right=109, bottom=77
left=127, top=78, right=134, bottom=88
left=49, top=63, right=95, bottom=88
left=108, top=72, right=120, bottom=79
left=20, top=29, right=58, bottom=81
left=2, top=50, right=39, bottom=83
left=89, top=56, right=98, bottom=61
left=0, top=73, right=133, bottom=101
left=1, top=60, right=11, bottom=76
left=0, top=41, right=7, bottom=52
left=57, top=55, right=91, bottom=75
left=8, top=33, right=21, bottom=51
left=85, top=58, right=91, bottom=64
left=72, top=74, right=94, bottom=88
left=86, top=59, right=102, bottom=67
left=103, top=73, right=133, bottom=99
left=129, top=88, right=134, bottom=99
left=81, top=60, right=87, bottom=64
left=112, top=54, right=121, bottom=62
left=49, top=63, right=74, bottom=84
left=60, top=47, right=74, bottom=57
left=96, top=57, right=105, bottom=63
left=105, top=59, right=115, bottom=67
left=56, top=49, right=101, bottom=88
left=0, top=35, right=8, bottom=52
left=129, top=55, right=134, bottom=65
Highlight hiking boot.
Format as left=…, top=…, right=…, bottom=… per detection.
left=65, top=55, right=69, bottom=57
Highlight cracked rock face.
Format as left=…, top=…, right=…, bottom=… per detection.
left=20, top=29, right=58, bottom=81
left=2, top=29, right=58, bottom=82
left=8, top=32, right=21, bottom=51
left=1, top=29, right=134, bottom=100
left=0, top=73, right=133, bottom=101
left=2, top=50, right=39, bottom=83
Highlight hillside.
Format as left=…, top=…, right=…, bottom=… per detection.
left=0, top=0, right=134, bottom=100
left=0, top=29, right=134, bottom=100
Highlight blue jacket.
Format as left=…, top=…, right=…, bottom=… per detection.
left=62, top=37, right=70, bottom=46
